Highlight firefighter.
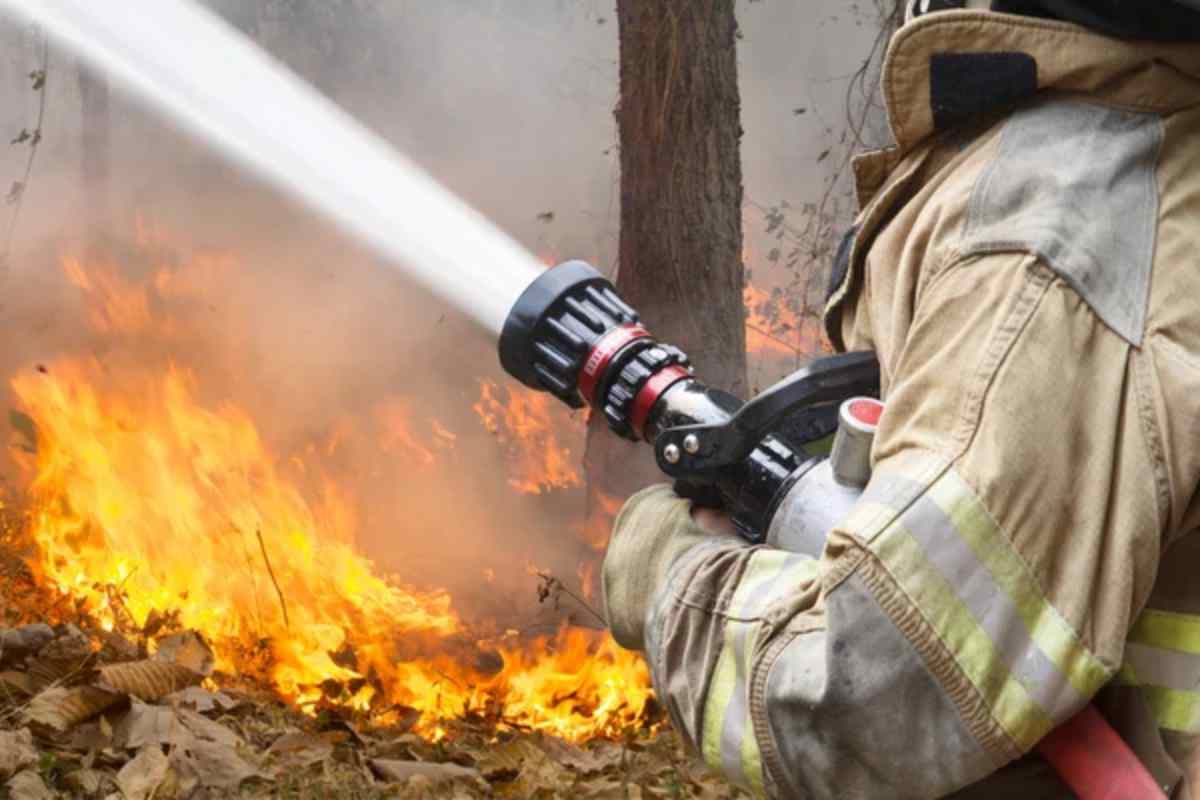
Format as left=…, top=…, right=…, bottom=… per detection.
left=601, top=2, right=1200, bottom=797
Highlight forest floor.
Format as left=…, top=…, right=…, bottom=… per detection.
left=0, top=618, right=746, bottom=799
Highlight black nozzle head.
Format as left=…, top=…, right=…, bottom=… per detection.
left=498, top=260, right=638, bottom=407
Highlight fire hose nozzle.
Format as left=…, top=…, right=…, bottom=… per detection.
left=497, top=261, right=880, bottom=540
left=498, top=261, right=692, bottom=440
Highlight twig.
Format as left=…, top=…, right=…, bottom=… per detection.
left=745, top=323, right=802, bottom=356
left=235, top=526, right=264, bottom=636
left=535, top=570, right=607, bottom=628
left=256, top=528, right=290, bottom=630
left=2, top=30, right=49, bottom=277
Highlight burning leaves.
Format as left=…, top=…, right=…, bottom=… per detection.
left=0, top=242, right=658, bottom=749
left=473, top=380, right=584, bottom=495
left=0, top=622, right=724, bottom=798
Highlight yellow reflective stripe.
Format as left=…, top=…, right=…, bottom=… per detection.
left=699, top=551, right=817, bottom=795
left=860, top=460, right=1110, bottom=750
left=1136, top=685, right=1200, bottom=733
left=873, top=516, right=1056, bottom=749
left=740, top=620, right=765, bottom=797
left=1129, top=610, right=1200, bottom=655
left=702, top=646, right=739, bottom=772
left=1121, top=610, right=1200, bottom=732
left=1115, top=662, right=1138, bottom=685
left=927, top=472, right=1110, bottom=700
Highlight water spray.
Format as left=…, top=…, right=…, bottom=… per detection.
left=0, top=0, right=542, bottom=333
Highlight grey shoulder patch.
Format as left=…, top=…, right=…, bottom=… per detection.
left=961, top=100, right=1164, bottom=346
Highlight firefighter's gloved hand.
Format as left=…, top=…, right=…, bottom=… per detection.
left=602, top=484, right=740, bottom=651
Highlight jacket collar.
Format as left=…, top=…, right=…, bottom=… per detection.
left=883, top=10, right=1200, bottom=152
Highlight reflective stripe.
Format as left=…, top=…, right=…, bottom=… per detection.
left=1134, top=686, right=1200, bottom=733
left=701, top=551, right=818, bottom=795
left=859, top=461, right=1110, bottom=750
left=1124, top=643, right=1200, bottom=692
left=1120, top=609, right=1200, bottom=732
left=1130, top=609, right=1200, bottom=655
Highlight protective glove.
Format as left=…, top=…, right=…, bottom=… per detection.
left=601, top=484, right=740, bottom=651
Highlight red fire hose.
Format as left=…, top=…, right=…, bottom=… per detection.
left=1038, top=704, right=1169, bottom=799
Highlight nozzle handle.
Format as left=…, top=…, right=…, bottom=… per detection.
left=654, top=351, right=880, bottom=479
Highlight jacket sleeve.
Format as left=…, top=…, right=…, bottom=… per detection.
left=601, top=252, right=1168, bottom=799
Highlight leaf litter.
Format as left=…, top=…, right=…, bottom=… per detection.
left=0, top=617, right=745, bottom=798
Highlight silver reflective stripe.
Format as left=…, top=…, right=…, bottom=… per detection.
left=853, top=458, right=1109, bottom=749
left=1125, top=643, right=1200, bottom=692
left=905, top=495, right=1086, bottom=715
left=699, top=551, right=819, bottom=795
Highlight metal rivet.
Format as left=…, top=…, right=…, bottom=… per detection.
left=663, top=443, right=681, bottom=464
left=683, top=434, right=700, bottom=454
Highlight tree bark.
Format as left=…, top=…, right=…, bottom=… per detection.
left=582, top=0, right=747, bottom=539
left=615, top=0, right=746, bottom=396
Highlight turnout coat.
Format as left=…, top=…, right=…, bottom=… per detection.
left=602, top=10, right=1200, bottom=799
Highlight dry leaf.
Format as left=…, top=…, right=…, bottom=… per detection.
left=166, top=686, right=238, bottom=714
left=0, top=670, right=34, bottom=697
left=27, top=625, right=94, bottom=690
left=6, top=769, right=52, bottom=800
left=97, top=631, right=140, bottom=664
left=66, top=718, right=113, bottom=753
left=476, top=737, right=567, bottom=791
left=577, top=778, right=627, bottom=798
left=542, top=737, right=623, bottom=775
left=370, top=758, right=482, bottom=787
left=116, top=745, right=169, bottom=800
left=63, top=767, right=106, bottom=796
left=153, top=631, right=214, bottom=676
left=0, top=728, right=36, bottom=780
left=97, top=660, right=201, bottom=701
left=0, top=625, right=53, bottom=667
left=175, top=708, right=243, bottom=749
left=171, top=737, right=262, bottom=791
left=266, top=731, right=333, bottom=769
left=111, top=702, right=188, bottom=749
left=24, top=685, right=122, bottom=733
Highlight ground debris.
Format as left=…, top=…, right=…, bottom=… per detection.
left=115, top=745, right=169, bottom=800
left=0, top=626, right=54, bottom=668
left=6, top=768, right=53, bottom=800
left=0, top=620, right=744, bottom=798
left=0, top=727, right=35, bottom=779
left=25, top=685, right=122, bottom=734
left=370, top=757, right=484, bottom=787
left=96, top=659, right=202, bottom=701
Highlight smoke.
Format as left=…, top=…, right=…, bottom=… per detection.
left=0, top=1, right=889, bottom=624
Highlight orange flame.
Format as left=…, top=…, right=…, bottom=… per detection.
left=5, top=245, right=652, bottom=742
left=473, top=381, right=583, bottom=495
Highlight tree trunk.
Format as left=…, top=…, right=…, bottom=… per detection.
left=615, top=0, right=746, bottom=396
left=77, top=61, right=110, bottom=228
left=582, top=0, right=747, bottom=547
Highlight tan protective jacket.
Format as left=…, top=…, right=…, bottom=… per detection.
left=602, top=10, right=1200, bottom=799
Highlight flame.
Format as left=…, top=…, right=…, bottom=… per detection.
left=473, top=381, right=583, bottom=495
left=4, top=245, right=652, bottom=742
left=376, top=399, right=440, bottom=467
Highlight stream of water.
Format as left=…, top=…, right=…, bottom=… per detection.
left=0, top=0, right=545, bottom=334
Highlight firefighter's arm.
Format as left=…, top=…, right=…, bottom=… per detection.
left=602, top=253, right=1167, bottom=799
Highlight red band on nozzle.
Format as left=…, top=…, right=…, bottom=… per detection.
left=630, top=365, right=691, bottom=440
left=577, top=324, right=650, bottom=406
